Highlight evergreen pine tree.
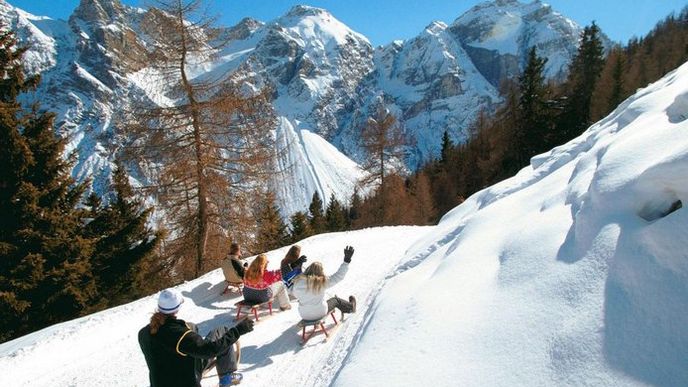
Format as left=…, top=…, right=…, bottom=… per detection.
left=84, top=163, right=162, bottom=307
left=308, top=191, right=326, bottom=234
left=255, top=191, right=289, bottom=252
left=325, top=193, right=347, bottom=232
left=0, top=27, right=96, bottom=341
left=556, top=22, right=606, bottom=142
left=289, top=211, right=312, bottom=243
left=440, top=130, right=453, bottom=166
left=518, top=47, right=551, bottom=162
left=607, top=51, right=626, bottom=112
left=347, top=188, right=362, bottom=228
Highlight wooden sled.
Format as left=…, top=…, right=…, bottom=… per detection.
left=234, top=299, right=273, bottom=321
left=298, top=311, right=341, bottom=345
left=221, top=281, right=243, bottom=295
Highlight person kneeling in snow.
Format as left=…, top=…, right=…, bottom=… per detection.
left=291, top=246, right=357, bottom=321
left=138, top=288, right=253, bottom=387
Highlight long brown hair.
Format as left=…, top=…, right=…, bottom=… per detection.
left=297, top=262, right=327, bottom=294
left=150, top=312, right=172, bottom=335
left=245, top=254, right=268, bottom=282
left=281, top=245, right=301, bottom=267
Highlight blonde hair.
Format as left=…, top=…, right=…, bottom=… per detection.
left=297, top=262, right=327, bottom=294
left=245, top=254, right=267, bottom=282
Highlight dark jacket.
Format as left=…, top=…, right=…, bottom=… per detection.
left=138, top=317, right=240, bottom=387
left=280, top=260, right=304, bottom=288
left=229, top=256, right=246, bottom=279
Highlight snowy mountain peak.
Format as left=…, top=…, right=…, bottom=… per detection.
left=285, top=5, right=330, bottom=19
left=424, top=21, right=448, bottom=35
left=275, top=4, right=369, bottom=46
left=72, top=0, right=126, bottom=26
left=449, top=0, right=584, bottom=84
left=225, top=17, right=264, bottom=41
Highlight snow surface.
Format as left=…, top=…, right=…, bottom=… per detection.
left=272, top=117, right=366, bottom=216
left=333, top=62, right=688, bottom=386
left=0, top=227, right=430, bottom=387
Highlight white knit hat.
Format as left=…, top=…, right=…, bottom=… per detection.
left=157, top=288, right=184, bottom=315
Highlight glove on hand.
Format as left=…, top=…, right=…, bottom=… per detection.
left=234, top=317, right=254, bottom=335
left=343, top=246, right=354, bottom=263
left=296, top=255, right=308, bottom=266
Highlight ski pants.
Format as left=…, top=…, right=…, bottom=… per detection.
left=200, top=326, right=239, bottom=377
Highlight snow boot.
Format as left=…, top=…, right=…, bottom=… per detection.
left=219, top=372, right=243, bottom=386
left=349, top=295, right=356, bottom=313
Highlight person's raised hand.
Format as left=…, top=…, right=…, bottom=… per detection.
left=343, top=246, right=354, bottom=263
left=296, top=255, right=308, bottom=266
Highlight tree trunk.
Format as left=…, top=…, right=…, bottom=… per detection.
left=178, top=9, right=208, bottom=278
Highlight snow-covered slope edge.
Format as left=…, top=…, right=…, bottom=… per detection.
left=333, top=62, right=688, bottom=386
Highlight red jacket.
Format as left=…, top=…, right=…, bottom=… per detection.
left=243, top=269, right=282, bottom=290
left=242, top=269, right=282, bottom=303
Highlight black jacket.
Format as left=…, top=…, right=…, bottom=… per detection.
left=229, top=255, right=246, bottom=279
left=138, top=317, right=240, bottom=387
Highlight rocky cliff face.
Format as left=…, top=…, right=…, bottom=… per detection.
left=1, top=0, right=589, bottom=212
left=449, top=0, right=589, bottom=85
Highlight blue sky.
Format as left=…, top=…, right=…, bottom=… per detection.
left=6, top=0, right=687, bottom=46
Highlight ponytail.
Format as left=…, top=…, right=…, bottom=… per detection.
left=150, top=312, right=171, bottom=334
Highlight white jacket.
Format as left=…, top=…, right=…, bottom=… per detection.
left=291, top=262, right=349, bottom=321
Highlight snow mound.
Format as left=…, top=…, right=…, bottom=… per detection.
left=333, top=62, right=688, bottom=386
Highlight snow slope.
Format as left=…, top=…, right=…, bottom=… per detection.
left=0, top=227, right=430, bottom=387
left=272, top=117, right=367, bottom=216
left=334, top=62, right=688, bottom=386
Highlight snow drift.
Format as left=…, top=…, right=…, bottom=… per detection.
left=334, top=62, right=688, bottom=386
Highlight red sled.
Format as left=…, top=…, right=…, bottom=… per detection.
left=298, top=312, right=341, bottom=345
left=234, top=299, right=273, bottom=321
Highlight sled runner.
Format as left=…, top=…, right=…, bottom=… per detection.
left=298, top=311, right=342, bottom=345
left=234, top=299, right=273, bottom=321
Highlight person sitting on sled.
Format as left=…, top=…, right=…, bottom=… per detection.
left=138, top=288, right=254, bottom=387
left=280, top=245, right=307, bottom=289
left=291, top=246, right=357, bottom=321
left=243, top=254, right=291, bottom=310
left=221, top=242, right=247, bottom=286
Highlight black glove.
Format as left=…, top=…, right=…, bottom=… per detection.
left=296, top=255, right=307, bottom=266
left=343, top=246, right=354, bottom=263
left=243, top=262, right=249, bottom=268
left=234, top=317, right=254, bottom=335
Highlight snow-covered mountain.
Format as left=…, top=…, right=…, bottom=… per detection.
left=1, top=0, right=588, bottom=212
left=2, top=59, right=687, bottom=386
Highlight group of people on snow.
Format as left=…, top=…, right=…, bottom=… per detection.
left=138, top=243, right=357, bottom=387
